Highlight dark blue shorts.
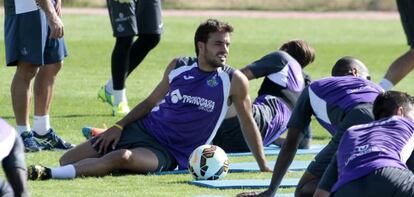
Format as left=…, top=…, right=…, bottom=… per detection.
left=107, top=0, right=163, bottom=37
left=4, top=10, right=68, bottom=66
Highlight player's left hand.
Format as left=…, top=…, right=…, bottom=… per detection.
left=92, top=126, right=122, bottom=154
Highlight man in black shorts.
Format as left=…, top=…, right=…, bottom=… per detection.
left=213, top=39, right=315, bottom=152
left=27, top=19, right=272, bottom=181
left=0, top=118, right=29, bottom=197
left=98, top=0, right=163, bottom=116
left=379, top=0, right=414, bottom=90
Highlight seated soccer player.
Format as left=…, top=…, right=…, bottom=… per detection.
left=0, top=118, right=29, bottom=197
left=27, top=18, right=271, bottom=181
left=213, top=39, right=315, bottom=152
left=314, top=91, right=414, bottom=197
left=237, top=56, right=384, bottom=197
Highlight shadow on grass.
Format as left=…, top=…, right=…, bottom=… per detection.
left=1, top=114, right=113, bottom=121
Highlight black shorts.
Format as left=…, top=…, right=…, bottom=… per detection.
left=307, top=104, right=373, bottom=177
left=213, top=95, right=281, bottom=152
left=397, top=0, right=414, bottom=47
left=90, top=120, right=177, bottom=172
left=107, top=0, right=163, bottom=37
left=334, top=167, right=414, bottom=197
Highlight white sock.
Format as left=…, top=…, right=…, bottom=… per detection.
left=32, top=115, right=50, bottom=136
left=379, top=78, right=394, bottom=91
left=113, top=89, right=127, bottom=106
left=51, top=164, right=76, bottom=179
left=105, top=79, right=114, bottom=94
left=16, top=125, right=31, bottom=135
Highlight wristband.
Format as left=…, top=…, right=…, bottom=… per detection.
left=113, top=123, right=123, bottom=131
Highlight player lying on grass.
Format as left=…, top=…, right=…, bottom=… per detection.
left=0, top=118, right=29, bottom=197
left=237, top=56, right=384, bottom=197
left=314, top=91, right=414, bottom=197
left=213, top=39, right=315, bottom=152
left=27, top=18, right=272, bottom=181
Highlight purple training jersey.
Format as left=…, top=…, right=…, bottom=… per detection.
left=308, top=76, right=383, bottom=135
left=332, top=116, right=414, bottom=192
left=143, top=57, right=233, bottom=169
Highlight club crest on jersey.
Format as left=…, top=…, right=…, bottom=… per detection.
left=207, top=75, right=219, bottom=87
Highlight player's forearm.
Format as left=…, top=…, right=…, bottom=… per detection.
left=116, top=99, right=155, bottom=127
left=268, top=128, right=303, bottom=194
left=36, top=0, right=58, bottom=19
left=241, top=121, right=267, bottom=170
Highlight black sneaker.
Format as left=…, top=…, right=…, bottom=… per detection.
left=28, top=165, right=52, bottom=180
left=34, top=129, right=74, bottom=150
left=20, top=131, right=42, bottom=152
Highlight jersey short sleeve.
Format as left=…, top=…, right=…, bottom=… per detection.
left=287, top=87, right=313, bottom=133
left=246, top=51, right=288, bottom=78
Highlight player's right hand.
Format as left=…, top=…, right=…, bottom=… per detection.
left=48, top=16, right=64, bottom=39
left=236, top=189, right=273, bottom=197
left=260, top=165, right=273, bottom=172
left=92, top=126, right=122, bottom=154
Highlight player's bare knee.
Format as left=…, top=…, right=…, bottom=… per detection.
left=59, top=150, right=75, bottom=166
left=16, top=67, right=38, bottom=81
left=295, top=172, right=319, bottom=197
left=59, top=153, right=70, bottom=166
left=52, top=61, right=63, bottom=71
left=115, top=149, right=133, bottom=166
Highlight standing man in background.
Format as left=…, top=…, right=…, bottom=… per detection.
left=98, top=0, right=163, bottom=116
left=4, top=0, right=73, bottom=152
left=379, top=0, right=414, bottom=90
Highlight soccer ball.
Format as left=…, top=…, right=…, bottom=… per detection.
left=188, top=145, right=229, bottom=180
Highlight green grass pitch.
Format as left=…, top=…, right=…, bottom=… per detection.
left=0, top=13, right=412, bottom=196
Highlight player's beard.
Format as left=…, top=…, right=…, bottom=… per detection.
left=204, top=48, right=227, bottom=68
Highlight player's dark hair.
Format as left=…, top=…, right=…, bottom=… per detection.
left=279, top=39, right=315, bottom=68
left=194, top=19, right=234, bottom=56
left=373, top=91, right=414, bottom=120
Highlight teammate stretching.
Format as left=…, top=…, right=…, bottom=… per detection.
left=315, top=91, right=414, bottom=197
left=213, top=39, right=315, bottom=152
left=98, top=0, right=163, bottom=116
left=238, top=57, right=383, bottom=197
left=28, top=19, right=271, bottom=181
